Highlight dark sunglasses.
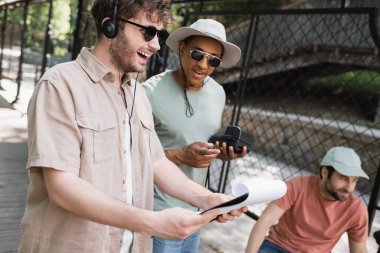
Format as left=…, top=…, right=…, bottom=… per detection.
left=118, top=18, right=169, bottom=44
left=190, top=49, right=222, bottom=68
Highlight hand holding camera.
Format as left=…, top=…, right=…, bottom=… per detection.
left=208, top=126, right=253, bottom=160
left=178, top=141, right=220, bottom=168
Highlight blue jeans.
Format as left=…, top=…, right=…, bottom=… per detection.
left=258, top=240, right=290, bottom=253
left=153, top=230, right=201, bottom=253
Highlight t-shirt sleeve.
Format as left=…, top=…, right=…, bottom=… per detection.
left=142, top=78, right=162, bottom=129
left=142, top=74, right=161, bottom=103
left=347, top=200, right=368, bottom=242
left=273, top=177, right=303, bottom=211
left=138, top=80, right=165, bottom=162
left=142, top=81, right=153, bottom=101
left=150, top=129, right=165, bottom=162
left=216, top=83, right=226, bottom=129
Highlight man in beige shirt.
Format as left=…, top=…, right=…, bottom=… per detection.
left=18, top=1, right=246, bottom=252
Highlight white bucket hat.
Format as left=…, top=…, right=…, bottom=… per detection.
left=166, top=19, right=241, bottom=68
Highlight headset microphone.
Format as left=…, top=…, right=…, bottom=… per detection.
left=155, top=51, right=164, bottom=66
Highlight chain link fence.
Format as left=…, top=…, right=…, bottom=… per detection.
left=151, top=6, right=380, bottom=231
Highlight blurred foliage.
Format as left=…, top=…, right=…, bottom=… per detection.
left=3, top=1, right=71, bottom=56
left=0, top=0, right=354, bottom=58
left=28, top=0, right=71, bottom=56
left=0, top=0, right=300, bottom=57
left=309, top=70, right=380, bottom=94
left=69, top=0, right=97, bottom=52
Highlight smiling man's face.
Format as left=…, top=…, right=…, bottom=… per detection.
left=110, top=11, right=163, bottom=73
left=179, top=36, right=223, bottom=90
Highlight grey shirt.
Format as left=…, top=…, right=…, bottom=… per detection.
left=143, top=70, right=225, bottom=211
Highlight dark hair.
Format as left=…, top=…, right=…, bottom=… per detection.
left=91, top=0, right=172, bottom=36
left=320, top=166, right=335, bottom=179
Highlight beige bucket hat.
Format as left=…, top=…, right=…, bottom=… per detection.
left=166, top=19, right=241, bottom=68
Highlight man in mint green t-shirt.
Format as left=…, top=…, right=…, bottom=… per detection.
left=143, top=19, right=247, bottom=253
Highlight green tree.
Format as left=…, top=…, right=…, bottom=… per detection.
left=29, top=1, right=71, bottom=56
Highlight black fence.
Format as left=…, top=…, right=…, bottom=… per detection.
left=0, top=0, right=73, bottom=102
left=148, top=4, right=380, bottom=235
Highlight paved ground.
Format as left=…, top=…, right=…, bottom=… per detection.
left=0, top=77, right=379, bottom=253
left=0, top=79, right=30, bottom=252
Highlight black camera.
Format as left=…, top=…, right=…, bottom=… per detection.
left=208, top=126, right=253, bottom=153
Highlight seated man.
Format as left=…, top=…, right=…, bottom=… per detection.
left=245, top=146, right=369, bottom=253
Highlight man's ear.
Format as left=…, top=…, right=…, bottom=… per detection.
left=178, top=41, right=186, bottom=56
left=321, top=166, right=328, bottom=179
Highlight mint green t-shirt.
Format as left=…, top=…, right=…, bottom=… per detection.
left=143, top=70, right=226, bottom=211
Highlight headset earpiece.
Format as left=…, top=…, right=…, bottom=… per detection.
left=102, top=18, right=118, bottom=39
left=101, top=0, right=118, bottom=39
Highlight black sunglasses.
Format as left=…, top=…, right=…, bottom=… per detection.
left=118, top=18, right=169, bottom=44
left=190, top=49, right=222, bottom=68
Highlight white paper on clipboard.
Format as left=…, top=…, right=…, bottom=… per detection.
left=201, top=179, right=287, bottom=215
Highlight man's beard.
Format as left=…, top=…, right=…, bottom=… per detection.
left=325, top=181, right=348, bottom=202
left=110, top=31, right=141, bottom=73
left=326, top=189, right=345, bottom=201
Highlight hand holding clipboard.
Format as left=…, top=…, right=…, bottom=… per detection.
left=201, top=179, right=287, bottom=215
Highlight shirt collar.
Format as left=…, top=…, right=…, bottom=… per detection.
left=76, top=47, right=132, bottom=86
left=75, top=47, right=114, bottom=84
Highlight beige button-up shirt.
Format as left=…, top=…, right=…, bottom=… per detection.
left=19, top=48, right=164, bottom=253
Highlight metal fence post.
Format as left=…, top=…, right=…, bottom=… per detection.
left=13, top=0, right=29, bottom=104
left=0, top=7, right=7, bottom=90
left=368, top=162, right=380, bottom=233
left=221, top=14, right=259, bottom=194
left=40, top=0, right=53, bottom=78
left=72, top=0, right=84, bottom=61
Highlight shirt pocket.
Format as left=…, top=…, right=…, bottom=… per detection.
left=139, top=117, right=154, bottom=155
left=77, top=115, right=117, bottom=163
left=140, top=117, right=154, bottom=131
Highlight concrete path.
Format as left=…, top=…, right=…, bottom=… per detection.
left=0, top=79, right=29, bottom=252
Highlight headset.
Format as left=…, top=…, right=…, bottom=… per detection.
left=101, top=0, right=165, bottom=67
left=102, top=0, right=119, bottom=39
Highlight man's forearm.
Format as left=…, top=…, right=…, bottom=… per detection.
left=245, top=222, right=268, bottom=253
left=153, top=157, right=213, bottom=210
left=42, top=167, right=221, bottom=240
left=245, top=202, right=285, bottom=253
left=165, top=149, right=183, bottom=165
left=42, top=167, right=157, bottom=234
left=348, top=240, right=368, bottom=253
